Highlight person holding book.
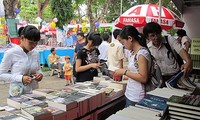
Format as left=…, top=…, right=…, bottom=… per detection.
left=143, top=22, right=192, bottom=81
left=114, top=25, right=152, bottom=107
left=0, top=25, right=43, bottom=96
left=75, top=32, right=102, bottom=82
left=107, top=29, right=124, bottom=81
left=63, top=56, right=73, bottom=85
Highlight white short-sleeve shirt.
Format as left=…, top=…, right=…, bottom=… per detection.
left=147, top=36, right=182, bottom=75
left=107, top=39, right=124, bottom=68
left=125, top=48, right=151, bottom=102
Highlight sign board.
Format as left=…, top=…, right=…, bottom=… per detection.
left=191, top=38, right=200, bottom=55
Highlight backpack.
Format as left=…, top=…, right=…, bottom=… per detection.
left=164, top=36, right=184, bottom=68
left=134, top=47, right=164, bottom=92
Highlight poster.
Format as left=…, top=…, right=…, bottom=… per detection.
left=0, top=17, right=7, bottom=46
left=191, top=38, right=200, bottom=55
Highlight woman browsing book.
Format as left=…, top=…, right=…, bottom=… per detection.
left=114, top=25, right=152, bottom=107
left=0, top=25, right=43, bottom=96
left=75, top=32, right=102, bottom=82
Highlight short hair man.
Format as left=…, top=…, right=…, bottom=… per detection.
left=143, top=22, right=192, bottom=81
left=107, top=29, right=124, bottom=70
left=48, top=48, right=63, bottom=76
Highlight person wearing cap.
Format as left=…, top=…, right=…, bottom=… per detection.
left=63, top=56, right=73, bottom=85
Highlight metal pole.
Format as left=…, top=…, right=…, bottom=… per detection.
left=158, top=0, right=162, bottom=24
left=120, top=0, right=123, bottom=15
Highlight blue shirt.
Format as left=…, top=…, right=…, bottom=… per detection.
left=65, top=36, right=73, bottom=46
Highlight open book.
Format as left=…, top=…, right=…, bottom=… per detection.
left=100, top=63, right=122, bottom=81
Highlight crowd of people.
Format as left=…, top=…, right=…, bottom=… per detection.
left=0, top=22, right=193, bottom=108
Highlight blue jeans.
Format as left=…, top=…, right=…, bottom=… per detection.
left=125, top=97, right=137, bottom=107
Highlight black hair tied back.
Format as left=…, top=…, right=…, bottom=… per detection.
left=87, top=32, right=102, bottom=46
left=21, top=25, right=41, bottom=42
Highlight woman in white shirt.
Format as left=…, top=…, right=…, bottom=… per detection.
left=114, top=25, right=151, bottom=107
left=0, top=25, right=43, bottom=96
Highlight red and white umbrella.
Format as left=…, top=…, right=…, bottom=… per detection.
left=115, top=4, right=184, bottom=30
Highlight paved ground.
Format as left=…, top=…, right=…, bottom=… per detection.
left=0, top=71, right=66, bottom=106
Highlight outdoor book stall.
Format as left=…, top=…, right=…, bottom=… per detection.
left=1, top=78, right=127, bottom=120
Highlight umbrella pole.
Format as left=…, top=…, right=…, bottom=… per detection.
left=120, top=0, right=123, bottom=15
left=158, top=0, right=162, bottom=24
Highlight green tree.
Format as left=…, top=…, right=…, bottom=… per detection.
left=72, top=0, right=86, bottom=23
left=50, top=0, right=74, bottom=29
left=19, top=0, right=38, bottom=22
left=87, top=0, right=111, bottom=32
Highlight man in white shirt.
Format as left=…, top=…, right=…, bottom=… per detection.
left=177, top=29, right=191, bottom=53
left=107, top=29, right=124, bottom=80
left=98, top=33, right=110, bottom=63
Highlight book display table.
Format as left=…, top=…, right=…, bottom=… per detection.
left=2, top=79, right=127, bottom=120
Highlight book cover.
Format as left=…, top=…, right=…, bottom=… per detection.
left=21, top=106, right=52, bottom=120
left=32, top=89, right=56, bottom=96
left=22, top=99, right=47, bottom=108
left=167, top=95, right=200, bottom=111
left=0, top=111, right=15, bottom=119
left=135, top=98, right=168, bottom=115
left=47, top=97, right=77, bottom=111
left=22, top=93, right=46, bottom=100
left=165, top=71, right=184, bottom=89
left=46, top=91, right=70, bottom=99
left=0, top=105, right=16, bottom=112
left=43, top=106, right=66, bottom=120
left=1, top=114, right=29, bottom=120
left=145, top=94, right=168, bottom=103
left=7, top=96, right=30, bottom=109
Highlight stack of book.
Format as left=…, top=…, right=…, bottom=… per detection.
left=135, top=94, right=168, bottom=119
left=0, top=110, right=29, bottom=120
left=7, top=96, right=47, bottom=109
left=167, top=95, right=200, bottom=120
left=21, top=106, right=52, bottom=120
left=107, top=106, right=162, bottom=120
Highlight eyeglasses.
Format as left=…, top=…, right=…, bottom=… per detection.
left=148, top=33, right=161, bottom=40
left=26, top=39, right=38, bottom=45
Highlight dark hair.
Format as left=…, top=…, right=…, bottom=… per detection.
left=102, top=33, right=109, bottom=41
left=50, top=47, right=55, bottom=53
left=120, top=25, right=147, bottom=48
left=143, top=22, right=162, bottom=38
left=113, top=29, right=121, bottom=39
left=21, top=25, right=41, bottom=42
left=176, top=29, right=187, bottom=37
left=77, top=32, right=85, bottom=38
left=18, top=27, right=24, bottom=37
left=86, top=32, right=102, bottom=46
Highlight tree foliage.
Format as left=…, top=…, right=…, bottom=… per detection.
left=50, top=0, right=74, bottom=29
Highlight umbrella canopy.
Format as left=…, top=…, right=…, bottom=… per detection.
left=115, top=4, right=184, bottom=30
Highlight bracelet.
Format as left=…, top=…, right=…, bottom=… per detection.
left=124, top=70, right=128, bottom=75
